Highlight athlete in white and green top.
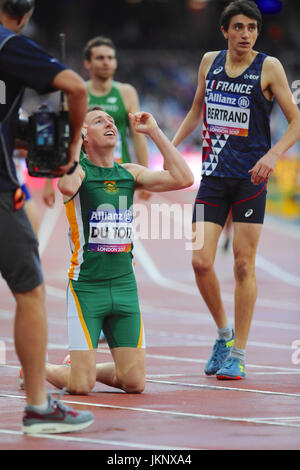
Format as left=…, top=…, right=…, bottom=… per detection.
left=84, top=36, right=149, bottom=168
left=45, top=106, right=194, bottom=396
left=42, top=36, right=150, bottom=204
left=67, top=157, right=135, bottom=282
left=86, top=81, right=131, bottom=164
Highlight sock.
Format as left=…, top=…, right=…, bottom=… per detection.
left=230, top=346, right=245, bottom=363
left=217, top=325, right=232, bottom=341
left=26, top=399, right=49, bottom=412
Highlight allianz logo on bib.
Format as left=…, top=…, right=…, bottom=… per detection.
left=238, top=96, right=250, bottom=108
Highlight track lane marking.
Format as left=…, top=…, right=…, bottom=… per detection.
left=0, top=427, right=191, bottom=450
left=0, top=392, right=299, bottom=430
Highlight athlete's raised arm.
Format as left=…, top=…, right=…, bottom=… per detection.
left=249, top=57, right=300, bottom=185
left=120, top=83, right=149, bottom=168
left=124, top=112, right=194, bottom=192
left=57, top=136, right=85, bottom=198
left=172, top=52, right=219, bottom=148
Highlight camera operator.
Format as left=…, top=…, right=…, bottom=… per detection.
left=0, top=0, right=94, bottom=433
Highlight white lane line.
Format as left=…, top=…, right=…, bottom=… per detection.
left=38, top=197, right=63, bottom=257
left=256, top=254, right=300, bottom=288
left=147, top=371, right=300, bottom=378
left=141, top=352, right=300, bottom=373
left=0, top=428, right=190, bottom=450
left=46, top=284, right=66, bottom=299
left=0, top=337, right=68, bottom=351
left=253, top=371, right=300, bottom=375
left=157, top=194, right=300, bottom=288
left=45, top=283, right=300, bottom=320
left=134, top=238, right=198, bottom=295
left=146, top=379, right=300, bottom=398
left=1, top=338, right=300, bottom=374
left=133, top=239, right=300, bottom=311
left=142, top=305, right=300, bottom=331
left=146, top=328, right=297, bottom=351
left=0, top=392, right=299, bottom=430
left=2, top=357, right=300, bottom=376
left=255, top=417, right=300, bottom=422
left=264, top=215, right=300, bottom=240
left=147, top=373, right=201, bottom=378
left=35, top=189, right=300, bottom=303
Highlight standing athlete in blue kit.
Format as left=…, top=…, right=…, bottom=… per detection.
left=172, top=1, right=300, bottom=379
left=0, top=0, right=94, bottom=433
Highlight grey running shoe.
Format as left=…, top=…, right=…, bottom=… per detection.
left=22, top=392, right=94, bottom=434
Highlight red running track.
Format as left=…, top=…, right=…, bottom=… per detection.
left=0, top=187, right=299, bottom=451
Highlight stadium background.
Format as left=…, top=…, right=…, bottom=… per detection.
left=23, top=0, right=300, bottom=221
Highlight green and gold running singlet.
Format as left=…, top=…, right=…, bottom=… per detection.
left=65, top=158, right=135, bottom=282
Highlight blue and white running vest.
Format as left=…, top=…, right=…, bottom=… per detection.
left=202, top=50, right=273, bottom=178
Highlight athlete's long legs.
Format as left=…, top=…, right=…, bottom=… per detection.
left=14, top=283, right=48, bottom=406
left=232, top=222, right=262, bottom=349
left=192, top=221, right=228, bottom=328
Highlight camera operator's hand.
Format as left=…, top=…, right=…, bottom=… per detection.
left=54, top=130, right=84, bottom=177
left=51, top=70, right=88, bottom=176
left=51, top=140, right=80, bottom=176
left=42, top=179, right=55, bottom=207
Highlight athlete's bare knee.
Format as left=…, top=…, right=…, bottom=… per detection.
left=68, top=372, right=95, bottom=395
left=69, top=385, right=91, bottom=395
left=192, top=256, right=213, bottom=276
left=121, top=377, right=145, bottom=394
left=117, top=368, right=145, bottom=394
left=234, top=257, right=253, bottom=282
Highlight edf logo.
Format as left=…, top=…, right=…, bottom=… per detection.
left=0, top=80, right=6, bottom=104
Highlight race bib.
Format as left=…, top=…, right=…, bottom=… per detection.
left=205, top=83, right=251, bottom=137
left=88, top=208, right=133, bottom=253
